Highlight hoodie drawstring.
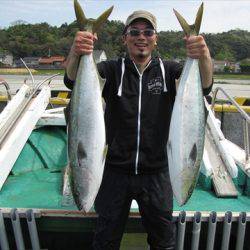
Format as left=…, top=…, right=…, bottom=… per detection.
left=118, top=58, right=167, bottom=96
left=117, top=58, right=125, bottom=96
left=159, top=58, right=167, bottom=92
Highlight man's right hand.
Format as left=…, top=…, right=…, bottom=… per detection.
left=71, top=31, right=98, bottom=56
left=65, top=31, right=98, bottom=81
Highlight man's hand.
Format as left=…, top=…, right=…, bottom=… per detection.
left=71, top=31, right=98, bottom=57
left=65, top=31, right=97, bottom=81
left=184, top=35, right=213, bottom=89
left=184, top=35, right=209, bottom=60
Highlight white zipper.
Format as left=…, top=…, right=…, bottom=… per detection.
left=133, top=61, right=151, bottom=174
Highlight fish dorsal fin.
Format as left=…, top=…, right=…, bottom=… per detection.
left=173, top=2, right=203, bottom=35
left=74, top=0, right=113, bottom=33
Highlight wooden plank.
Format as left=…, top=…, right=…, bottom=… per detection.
left=0, top=86, right=51, bottom=191
left=205, top=128, right=238, bottom=197
left=37, top=113, right=66, bottom=126
left=205, top=99, right=238, bottom=178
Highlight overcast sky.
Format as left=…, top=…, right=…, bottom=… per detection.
left=1, top=0, right=250, bottom=33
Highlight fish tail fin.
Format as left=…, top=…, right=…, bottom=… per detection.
left=173, top=2, right=203, bottom=35
left=74, top=0, right=113, bottom=33
left=74, top=0, right=88, bottom=31
left=92, top=6, right=114, bottom=34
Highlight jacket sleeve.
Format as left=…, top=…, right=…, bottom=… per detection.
left=202, top=78, right=213, bottom=96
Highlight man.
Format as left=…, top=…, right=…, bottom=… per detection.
left=64, top=10, right=213, bottom=250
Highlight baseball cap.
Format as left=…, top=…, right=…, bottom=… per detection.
left=125, top=10, right=157, bottom=31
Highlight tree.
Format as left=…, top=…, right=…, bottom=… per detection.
left=215, top=46, right=235, bottom=61
left=0, top=21, right=249, bottom=62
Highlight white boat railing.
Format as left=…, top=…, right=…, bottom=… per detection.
left=211, top=87, right=250, bottom=175
left=0, top=208, right=249, bottom=250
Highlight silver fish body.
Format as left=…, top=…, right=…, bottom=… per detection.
left=68, top=54, right=106, bottom=212
left=167, top=58, right=205, bottom=206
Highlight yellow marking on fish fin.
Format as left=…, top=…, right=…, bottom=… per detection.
left=93, top=6, right=114, bottom=34
left=173, top=2, right=203, bottom=35
left=103, top=145, right=108, bottom=164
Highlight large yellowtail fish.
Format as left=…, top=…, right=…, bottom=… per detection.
left=167, top=3, right=205, bottom=206
left=66, top=0, right=113, bottom=212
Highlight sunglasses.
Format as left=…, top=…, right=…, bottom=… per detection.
left=126, top=28, right=156, bottom=37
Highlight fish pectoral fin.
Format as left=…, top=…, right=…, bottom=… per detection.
left=92, top=6, right=114, bottom=34
left=167, top=140, right=173, bottom=158
left=64, top=101, right=71, bottom=125
left=189, top=143, right=198, bottom=165
left=173, top=3, right=203, bottom=35
left=77, top=142, right=87, bottom=167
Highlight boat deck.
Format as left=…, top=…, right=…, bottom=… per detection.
left=0, top=126, right=249, bottom=250
left=0, top=126, right=249, bottom=213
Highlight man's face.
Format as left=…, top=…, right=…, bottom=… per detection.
left=123, top=20, right=157, bottom=61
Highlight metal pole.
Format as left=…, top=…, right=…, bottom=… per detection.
left=0, top=80, right=11, bottom=101
left=176, top=211, right=186, bottom=250
left=244, top=120, right=250, bottom=161
left=206, top=211, right=217, bottom=250
left=10, top=209, right=25, bottom=250
left=236, top=212, right=246, bottom=250
left=26, top=209, right=41, bottom=250
left=221, top=211, right=232, bottom=250
left=191, top=211, right=201, bottom=250
left=211, top=87, right=250, bottom=124
left=0, top=210, right=9, bottom=250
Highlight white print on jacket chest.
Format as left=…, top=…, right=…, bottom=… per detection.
left=147, top=77, right=165, bottom=95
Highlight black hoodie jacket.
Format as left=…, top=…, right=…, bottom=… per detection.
left=64, top=57, right=212, bottom=175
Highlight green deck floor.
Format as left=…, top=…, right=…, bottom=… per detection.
left=0, top=126, right=249, bottom=212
